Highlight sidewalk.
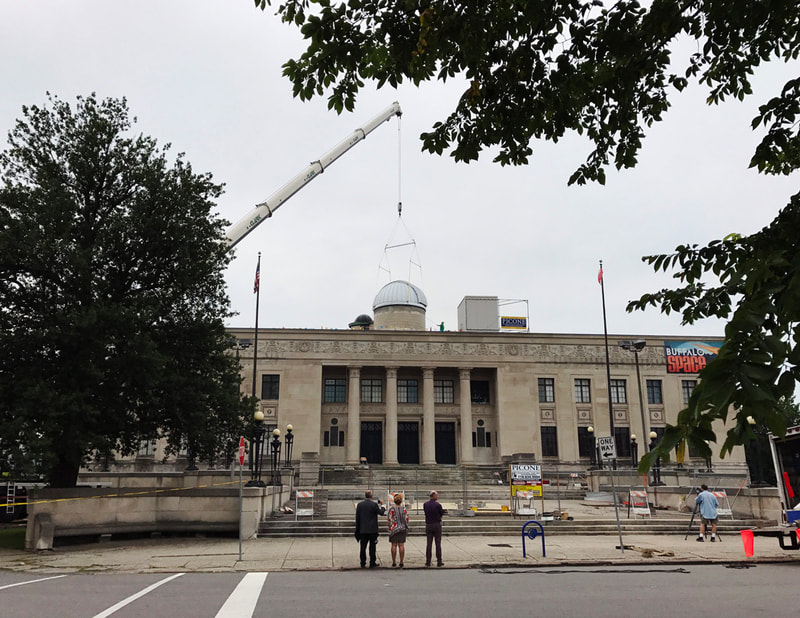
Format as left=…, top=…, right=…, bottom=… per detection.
left=1, top=531, right=797, bottom=574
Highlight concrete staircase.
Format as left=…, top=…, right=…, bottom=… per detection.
left=258, top=514, right=766, bottom=538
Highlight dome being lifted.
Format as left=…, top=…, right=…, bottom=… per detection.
left=372, top=280, right=427, bottom=330
left=373, top=280, right=428, bottom=311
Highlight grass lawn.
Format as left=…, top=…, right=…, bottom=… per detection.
left=0, top=527, right=25, bottom=550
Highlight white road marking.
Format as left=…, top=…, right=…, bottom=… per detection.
left=0, top=574, right=67, bottom=590
left=214, top=572, right=268, bottom=618
left=91, top=572, right=184, bottom=618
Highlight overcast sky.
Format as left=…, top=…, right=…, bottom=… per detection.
left=2, top=2, right=797, bottom=339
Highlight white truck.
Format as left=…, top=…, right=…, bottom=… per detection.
left=769, top=425, right=800, bottom=524
left=225, top=102, right=402, bottom=248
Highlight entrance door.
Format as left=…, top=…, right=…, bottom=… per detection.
left=435, top=422, right=456, bottom=464
left=397, top=422, right=419, bottom=464
left=360, top=421, right=383, bottom=465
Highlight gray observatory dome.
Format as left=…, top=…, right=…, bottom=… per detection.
left=372, top=280, right=427, bottom=330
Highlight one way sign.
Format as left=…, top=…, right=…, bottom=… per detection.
left=597, top=436, right=617, bottom=460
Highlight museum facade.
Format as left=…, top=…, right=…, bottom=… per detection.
left=230, top=282, right=745, bottom=471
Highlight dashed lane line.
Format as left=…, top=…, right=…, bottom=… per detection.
left=91, top=573, right=185, bottom=618
left=0, top=575, right=67, bottom=591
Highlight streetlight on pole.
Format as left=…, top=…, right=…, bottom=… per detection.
left=747, top=416, right=767, bottom=487
left=630, top=434, right=638, bottom=468
left=284, top=424, right=294, bottom=468
left=269, top=428, right=282, bottom=486
left=246, top=410, right=266, bottom=487
left=587, top=426, right=597, bottom=468
left=649, top=430, right=664, bottom=486
left=619, top=340, right=648, bottom=450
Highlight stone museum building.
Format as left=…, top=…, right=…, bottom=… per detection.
left=225, top=280, right=747, bottom=472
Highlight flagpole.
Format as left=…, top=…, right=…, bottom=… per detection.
left=599, top=260, right=615, bottom=443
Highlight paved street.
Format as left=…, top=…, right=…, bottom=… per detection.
left=1, top=564, right=796, bottom=617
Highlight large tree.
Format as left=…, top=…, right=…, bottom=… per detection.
left=257, top=0, right=800, bottom=464
left=0, top=94, right=251, bottom=487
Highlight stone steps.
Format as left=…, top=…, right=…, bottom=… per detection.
left=258, top=516, right=765, bottom=538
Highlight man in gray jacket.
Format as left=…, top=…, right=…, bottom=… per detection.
left=355, top=490, right=386, bottom=567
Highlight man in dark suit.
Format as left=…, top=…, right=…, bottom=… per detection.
left=355, top=489, right=386, bottom=568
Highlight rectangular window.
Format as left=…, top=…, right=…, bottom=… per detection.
left=261, top=374, right=280, bottom=400
left=574, top=378, right=591, bottom=403
left=324, top=378, right=346, bottom=403
left=577, top=427, right=594, bottom=458
left=361, top=378, right=383, bottom=403
left=324, top=424, right=344, bottom=447
left=434, top=379, right=454, bottom=404
left=614, top=426, right=631, bottom=458
left=471, top=380, right=490, bottom=404
left=538, top=378, right=555, bottom=403
left=397, top=379, right=418, bottom=403
left=541, top=426, right=558, bottom=457
left=682, top=380, right=697, bottom=405
left=137, top=440, right=156, bottom=457
left=610, top=379, right=627, bottom=404
left=646, top=379, right=663, bottom=404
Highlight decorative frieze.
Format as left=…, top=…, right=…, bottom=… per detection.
left=254, top=336, right=669, bottom=367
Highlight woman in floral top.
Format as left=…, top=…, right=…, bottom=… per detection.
left=387, top=493, right=409, bottom=567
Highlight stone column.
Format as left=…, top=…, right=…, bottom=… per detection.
left=346, top=366, right=361, bottom=465
left=384, top=367, right=399, bottom=466
left=459, top=367, right=474, bottom=464
left=422, top=367, right=437, bottom=465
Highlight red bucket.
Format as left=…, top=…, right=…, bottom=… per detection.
left=740, top=529, right=754, bottom=558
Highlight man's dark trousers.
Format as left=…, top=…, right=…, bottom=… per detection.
left=359, top=533, right=379, bottom=567
left=425, top=523, right=442, bottom=565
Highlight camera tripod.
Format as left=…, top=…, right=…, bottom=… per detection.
left=685, top=500, right=722, bottom=541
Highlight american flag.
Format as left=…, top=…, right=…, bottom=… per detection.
left=254, top=261, right=260, bottom=294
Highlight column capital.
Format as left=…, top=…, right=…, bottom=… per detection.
left=459, top=367, right=472, bottom=381
left=385, top=366, right=399, bottom=379
left=348, top=366, right=362, bottom=378
left=422, top=367, right=436, bottom=379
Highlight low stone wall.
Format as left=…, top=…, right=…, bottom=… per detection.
left=25, top=483, right=288, bottom=550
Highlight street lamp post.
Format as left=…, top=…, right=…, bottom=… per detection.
left=747, top=416, right=767, bottom=487
left=284, top=424, right=294, bottom=468
left=269, top=428, right=282, bottom=486
left=649, top=430, right=664, bottom=486
left=246, top=410, right=266, bottom=487
left=619, top=340, right=648, bottom=450
left=630, top=434, right=638, bottom=468
left=587, top=426, right=597, bottom=467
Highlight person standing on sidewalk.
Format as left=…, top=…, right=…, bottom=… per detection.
left=695, top=484, right=718, bottom=542
left=387, top=493, right=409, bottom=568
left=423, top=490, right=446, bottom=567
left=355, top=490, right=386, bottom=567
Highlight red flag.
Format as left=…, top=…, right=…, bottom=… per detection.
left=784, top=471, right=795, bottom=499
left=597, top=267, right=603, bottom=284
left=253, top=262, right=260, bottom=294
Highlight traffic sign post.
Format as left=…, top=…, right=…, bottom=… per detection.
left=596, top=436, right=617, bottom=465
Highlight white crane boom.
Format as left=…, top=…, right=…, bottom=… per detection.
left=225, top=101, right=402, bottom=248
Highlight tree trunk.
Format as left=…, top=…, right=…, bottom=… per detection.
left=48, top=447, right=83, bottom=488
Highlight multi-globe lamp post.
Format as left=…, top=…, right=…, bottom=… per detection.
left=246, top=410, right=266, bottom=487
left=747, top=415, right=767, bottom=487
left=269, top=428, right=282, bottom=486
left=649, top=430, right=665, bottom=486
left=587, top=425, right=597, bottom=468
left=284, top=424, right=294, bottom=468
